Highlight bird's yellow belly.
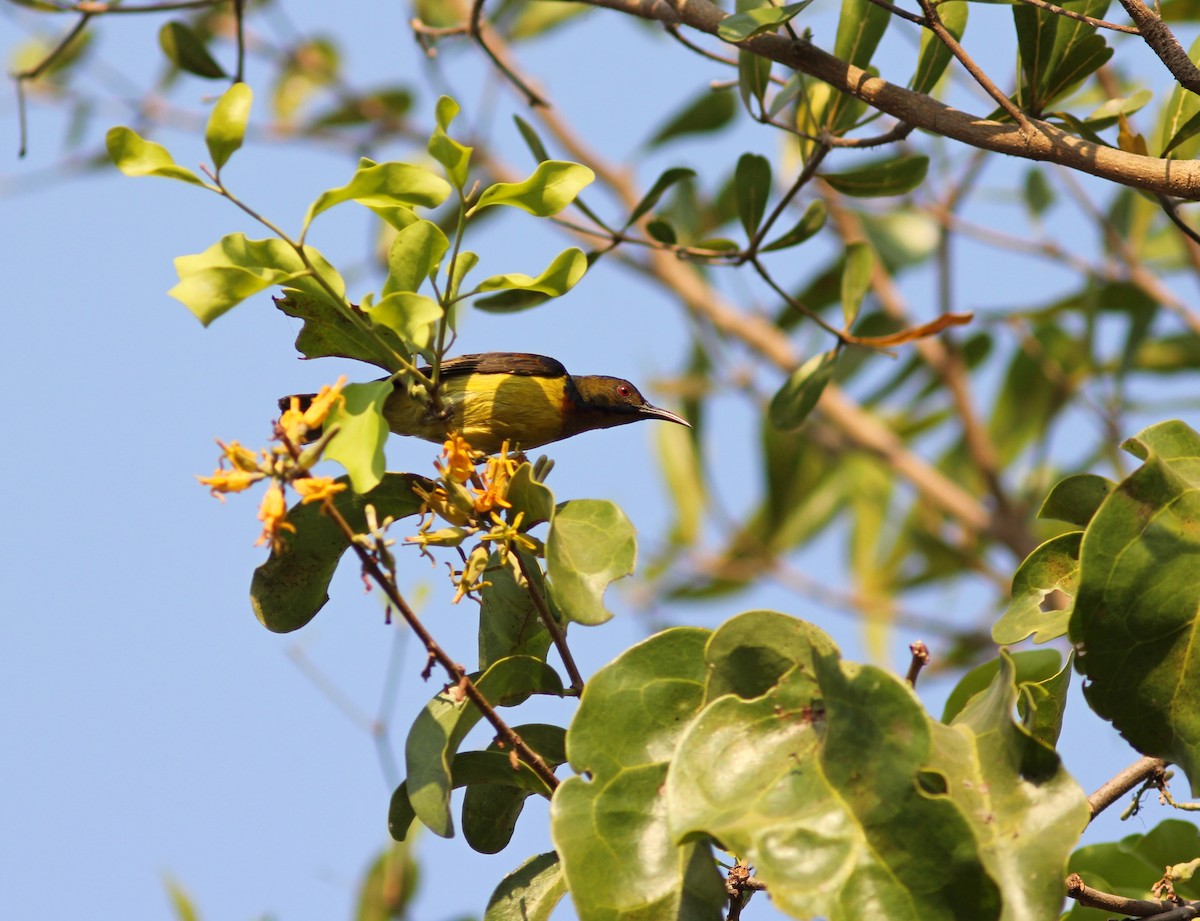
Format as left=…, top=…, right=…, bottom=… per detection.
left=383, top=373, right=568, bottom=454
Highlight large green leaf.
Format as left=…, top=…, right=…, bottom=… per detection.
left=158, top=20, right=226, bottom=79
left=822, top=156, right=929, bottom=198
left=545, top=499, right=636, bottom=625
left=550, top=628, right=725, bottom=921
left=1071, top=420, right=1200, bottom=793
left=930, top=654, right=1089, bottom=920
left=735, top=152, right=771, bottom=239
left=303, top=158, right=451, bottom=229
left=478, top=553, right=552, bottom=670
left=322, top=380, right=391, bottom=493
left=405, top=656, right=563, bottom=838
left=667, top=627, right=1005, bottom=921
left=382, top=219, right=449, bottom=296
left=647, top=89, right=736, bottom=147
left=941, top=649, right=1063, bottom=723
left=768, top=350, right=839, bottom=430
left=205, top=82, right=252, bottom=171
left=1037, top=473, right=1116, bottom=527
left=471, top=162, right=594, bottom=216
left=170, top=235, right=344, bottom=326
left=249, top=473, right=430, bottom=633
left=106, top=126, right=205, bottom=186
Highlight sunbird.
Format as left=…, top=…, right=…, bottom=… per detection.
left=285, top=352, right=690, bottom=454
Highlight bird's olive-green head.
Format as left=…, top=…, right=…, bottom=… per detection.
left=564, top=375, right=690, bottom=438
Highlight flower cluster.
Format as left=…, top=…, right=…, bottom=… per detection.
left=197, top=376, right=348, bottom=549
left=408, top=437, right=537, bottom=603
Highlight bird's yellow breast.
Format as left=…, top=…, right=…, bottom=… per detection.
left=383, top=372, right=569, bottom=454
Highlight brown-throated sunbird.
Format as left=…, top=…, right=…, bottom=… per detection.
left=284, top=352, right=689, bottom=455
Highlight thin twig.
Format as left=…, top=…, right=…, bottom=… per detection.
left=1015, top=0, right=1138, bottom=33
left=233, top=0, right=246, bottom=84
left=515, top=551, right=585, bottom=694
left=906, top=642, right=930, bottom=687
left=469, top=0, right=548, bottom=107
left=747, top=142, right=829, bottom=255
left=1088, top=755, right=1168, bottom=819
left=862, top=0, right=924, bottom=26
left=915, top=0, right=1031, bottom=128
left=13, top=12, right=94, bottom=158
left=1066, top=874, right=1192, bottom=918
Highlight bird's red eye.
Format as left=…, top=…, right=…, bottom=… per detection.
left=617, top=384, right=632, bottom=397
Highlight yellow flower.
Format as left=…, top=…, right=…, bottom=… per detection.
left=255, top=483, right=296, bottom=549
left=303, top=376, right=347, bottom=429
left=197, top=468, right=264, bottom=498
left=471, top=442, right=517, bottom=513
left=293, top=476, right=347, bottom=505
left=219, top=439, right=262, bottom=473
left=439, top=435, right=477, bottom=483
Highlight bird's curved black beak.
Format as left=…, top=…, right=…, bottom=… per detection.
left=639, top=404, right=691, bottom=427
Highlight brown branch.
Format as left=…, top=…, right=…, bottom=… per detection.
left=469, top=0, right=548, bottom=107
left=1066, top=874, right=1192, bottom=918
left=515, top=550, right=585, bottom=694
left=13, top=12, right=94, bottom=158
left=906, top=641, right=930, bottom=687
left=1088, top=755, right=1168, bottom=819
left=1119, top=0, right=1200, bottom=93
left=915, top=0, right=1030, bottom=127
left=583, top=0, right=1200, bottom=200
left=1015, top=0, right=1138, bottom=33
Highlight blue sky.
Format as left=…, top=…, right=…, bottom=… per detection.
left=3, top=3, right=1193, bottom=919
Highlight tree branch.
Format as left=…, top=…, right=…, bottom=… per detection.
left=583, top=0, right=1200, bottom=200
left=1088, top=755, right=1168, bottom=820
left=1118, top=0, right=1200, bottom=93
left=1066, top=874, right=1193, bottom=918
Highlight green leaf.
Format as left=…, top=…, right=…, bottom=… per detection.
left=717, top=0, right=817, bottom=41
left=406, top=656, right=563, bottom=838
left=471, top=161, right=594, bottom=217
left=1071, top=420, right=1200, bottom=792
left=275, top=291, right=409, bottom=372
left=479, top=553, right=552, bottom=670
left=475, top=248, right=588, bottom=297
left=158, top=20, right=226, bottom=79
left=911, top=1, right=967, bottom=94
left=205, top=82, right=252, bottom=171
left=462, top=725, right=568, bottom=854
left=428, top=95, right=472, bottom=189
left=304, top=158, right=451, bottom=229
left=833, top=0, right=892, bottom=70
left=250, top=473, right=430, bottom=633
left=1018, top=652, right=1072, bottom=748
left=646, top=89, right=736, bottom=148
left=367, top=292, right=442, bottom=352
left=1038, top=473, right=1117, bottom=527
left=768, top=350, right=839, bottom=430
left=545, top=499, right=636, bottom=625
left=354, top=842, right=419, bottom=921
left=512, top=115, right=552, bottom=163
left=383, top=218, right=450, bottom=296
left=703, top=609, right=838, bottom=702
left=551, top=628, right=725, bottom=921
left=170, top=235, right=343, bottom=326
left=1158, top=35, right=1200, bottom=156
left=322, top=381, right=391, bottom=493
left=1022, top=167, right=1055, bottom=217
left=484, top=852, right=566, bottom=921
left=992, top=532, right=1081, bottom=645
left=941, top=649, right=1063, bottom=723
left=105, top=127, right=205, bottom=186
left=646, top=219, right=678, bottom=245
left=505, top=465, right=555, bottom=530
left=309, top=87, right=412, bottom=127
left=821, top=155, right=929, bottom=197
left=762, top=199, right=826, bottom=252
left=840, top=241, right=873, bottom=327
left=932, top=653, right=1089, bottom=914
left=735, top=152, right=771, bottom=239
left=737, top=48, right=772, bottom=113
left=625, top=167, right=696, bottom=229
left=667, top=637, right=1005, bottom=920
left=1084, top=88, right=1153, bottom=129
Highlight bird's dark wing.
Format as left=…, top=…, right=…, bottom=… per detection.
left=421, top=352, right=568, bottom=379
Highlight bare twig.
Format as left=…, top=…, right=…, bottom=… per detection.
left=906, top=642, right=930, bottom=687
left=1088, top=755, right=1168, bottom=819
left=13, top=12, right=94, bottom=157
left=1066, top=874, right=1193, bottom=918
left=1015, top=0, right=1138, bottom=33
left=515, top=551, right=585, bottom=694
left=469, top=0, right=548, bottom=107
